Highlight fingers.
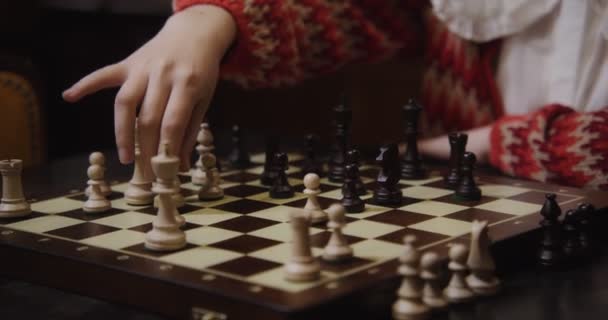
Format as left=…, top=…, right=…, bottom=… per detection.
left=418, top=135, right=450, bottom=160
left=179, top=99, right=209, bottom=171
left=160, top=83, right=197, bottom=163
left=138, top=73, right=171, bottom=176
left=63, top=63, right=126, bottom=102
left=114, top=73, right=148, bottom=164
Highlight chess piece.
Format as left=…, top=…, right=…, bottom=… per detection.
left=269, top=152, right=294, bottom=199
left=454, top=152, right=482, bottom=201
left=444, top=243, right=474, bottom=303
left=83, top=163, right=111, bottom=213
left=373, top=144, right=403, bottom=206
left=145, top=142, right=187, bottom=251
left=198, top=153, right=224, bottom=200
left=346, top=149, right=366, bottom=196
left=562, top=209, right=581, bottom=261
left=392, top=235, right=430, bottom=320
left=285, top=208, right=320, bottom=282
left=228, top=125, right=251, bottom=169
left=302, top=173, right=328, bottom=224
left=577, top=203, right=595, bottom=256
left=341, top=163, right=365, bottom=213
left=172, top=176, right=185, bottom=209
left=260, top=136, right=280, bottom=186
left=538, top=193, right=562, bottom=267
left=466, top=220, right=500, bottom=295
left=444, top=132, right=468, bottom=188
left=302, top=134, right=323, bottom=175
left=322, top=204, right=353, bottom=262
left=420, top=251, right=447, bottom=309
left=125, top=120, right=154, bottom=205
left=192, top=123, right=214, bottom=185
left=0, top=159, right=31, bottom=218
left=328, top=96, right=352, bottom=183
left=400, top=99, right=426, bottom=180
left=85, top=152, right=111, bottom=196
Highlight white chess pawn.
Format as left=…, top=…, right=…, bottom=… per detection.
left=191, top=123, right=214, bottom=185
left=0, top=159, right=31, bottom=218
left=83, top=164, right=111, bottom=213
left=392, top=235, right=431, bottom=320
left=444, top=243, right=474, bottom=303
left=125, top=121, right=154, bottom=205
left=85, top=152, right=111, bottom=196
left=284, top=208, right=320, bottom=282
left=322, top=203, right=353, bottom=262
left=198, top=153, right=224, bottom=200
left=302, top=173, right=327, bottom=223
left=466, top=220, right=500, bottom=295
left=420, top=251, right=448, bottom=309
left=145, top=142, right=186, bottom=251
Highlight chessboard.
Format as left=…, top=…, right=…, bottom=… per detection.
left=1, top=152, right=606, bottom=320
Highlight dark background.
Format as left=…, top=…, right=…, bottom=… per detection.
left=1, top=1, right=423, bottom=163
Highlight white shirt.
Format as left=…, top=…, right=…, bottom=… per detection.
left=432, top=0, right=608, bottom=114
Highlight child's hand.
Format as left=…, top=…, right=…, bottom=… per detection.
left=416, top=125, right=492, bottom=164
left=63, top=5, right=236, bottom=170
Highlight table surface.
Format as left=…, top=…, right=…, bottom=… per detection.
left=1, top=151, right=608, bottom=320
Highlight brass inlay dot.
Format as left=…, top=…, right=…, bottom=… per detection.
left=326, top=282, right=339, bottom=289
left=1, top=230, right=14, bottom=235
left=76, top=246, right=89, bottom=251
left=201, top=274, right=216, bottom=281
left=249, top=285, right=263, bottom=293
left=514, top=220, right=523, bottom=225
left=160, top=264, right=173, bottom=271
left=38, top=238, right=51, bottom=242
left=69, top=189, right=80, bottom=194
left=368, top=268, right=379, bottom=275
left=117, top=255, right=130, bottom=261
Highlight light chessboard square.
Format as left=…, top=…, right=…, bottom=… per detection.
left=81, top=229, right=145, bottom=250
left=401, top=186, right=454, bottom=200
left=346, top=204, right=393, bottom=219
left=407, top=217, right=472, bottom=237
left=110, top=198, right=149, bottom=211
left=350, top=239, right=404, bottom=261
left=342, top=220, right=403, bottom=239
left=247, top=191, right=307, bottom=205
left=248, top=205, right=292, bottom=222
left=184, top=194, right=239, bottom=207
left=399, top=176, right=443, bottom=186
left=248, top=222, right=324, bottom=242
left=30, top=198, right=84, bottom=214
left=479, top=184, right=530, bottom=198
left=159, top=246, right=243, bottom=270
left=92, top=211, right=154, bottom=229
left=183, top=208, right=241, bottom=226
left=185, top=226, right=242, bottom=246
left=7, top=215, right=83, bottom=233
left=475, top=199, right=542, bottom=216
left=399, top=200, right=468, bottom=217
left=249, top=242, right=323, bottom=264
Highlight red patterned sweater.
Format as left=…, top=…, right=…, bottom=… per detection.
left=174, top=0, right=608, bottom=190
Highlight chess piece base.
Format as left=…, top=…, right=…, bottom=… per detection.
left=284, top=260, right=320, bottom=282
left=443, top=286, right=474, bottom=304
left=373, top=189, right=403, bottom=206
left=145, top=227, right=186, bottom=251
left=392, top=299, right=431, bottom=320
left=422, top=295, right=448, bottom=309
left=342, top=198, right=365, bottom=213
left=466, top=274, right=500, bottom=296
left=309, top=210, right=328, bottom=224
left=0, top=202, right=31, bottom=218
left=83, top=200, right=111, bottom=213
left=154, top=194, right=185, bottom=208
left=199, top=189, right=224, bottom=201
left=269, top=188, right=294, bottom=199
left=400, top=163, right=427, bottom=180
left=322, top=246, right=353, bottom=263
left=124, top=185, right=154, bottom=206
left=453, top=188, right=481, bottom=202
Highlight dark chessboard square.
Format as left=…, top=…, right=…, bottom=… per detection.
left=128, top=222, right=201, bottom=233
left=365, top=196, right=421, bottom=208
left=123, top=242, right=197, bottom=258
left=434, top=195, right=498, bottom=206
left=210, top=216, right=279, bottom=233
left=319, top=256, right=373, bottom=274
left=224, top=185, right=268, bottom=198
left=364, top=181, right=408, bottom=192
left=222, top=172, right=260, bottom=183
left=378, top=228, right=449, bottom=246
left=178, top=204, right=204, bottom=214
left=310, top=231, right=365, bottom=248
left=365, top=210, right=435, bottom=227
left=209, top=256, right=280, bottom=277
left=284, top=196, right=336, bottom=209
left=444, top=208, right=515, bottom=224
left=508, top=191, right=578, bottom=205
left=68, top=191, right=123, bottom=202
left=213, top=199, right=275, bottom=214
left=136, top=206, right=157, bottom=215
left=0, top=211, right=46, bottom=225
left=180, top=188, right=197, bottom=198
left=46, top=222, right=119, bottom=240
left=59, top=207, right=127, bottom=221
left=177, top=174, right=191, bottom=184
left=209, top=235, right=279, bottom=253
left=359, top=168, right=380, bottom=179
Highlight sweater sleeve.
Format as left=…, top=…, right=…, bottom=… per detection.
left=173, top=0, right=423, bottom=89
left=489, top=104, right=608, bottom=190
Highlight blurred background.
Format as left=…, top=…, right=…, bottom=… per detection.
left=0, top=0, right=423, bottom=167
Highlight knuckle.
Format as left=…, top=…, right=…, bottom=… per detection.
left=138, top=115, right=160, bottom=132
left=115, top=93, right=138, bottom=108
left=176, top=68, right=201, bottom=87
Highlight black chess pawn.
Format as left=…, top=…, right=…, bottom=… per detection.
left=269, top=152, right=294, bottom=199
left=302, top=134, right=323, bottom=175
left=444, top=132, right=468, bottom=188
left=373, top=144, right=402, bottom=206
left=400, top=99, right=426, bottom=180
left=260, top=136, right=280, bottom=186
left=346, top=149, right=366, bottom=196
left=228, top=125, right=251, bottom=169
left=454, top=152, right=481, bottom=201
left=576, top=203, right=595, bottom=257
left=328, top=95, right=352, bottom=183
left=342, top=163, right=365, bottom=213
left=538, top=193, right=563, bottom=268
left=562, top=209, right=581, bottom=262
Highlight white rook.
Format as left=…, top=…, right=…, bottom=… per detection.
left=0, top=159, right=31, bottom=218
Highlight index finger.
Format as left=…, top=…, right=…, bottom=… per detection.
left=63, top=63, right=126, bottom=102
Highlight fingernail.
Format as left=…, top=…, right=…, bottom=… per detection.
left=119, top=148, right=131, bottom=164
